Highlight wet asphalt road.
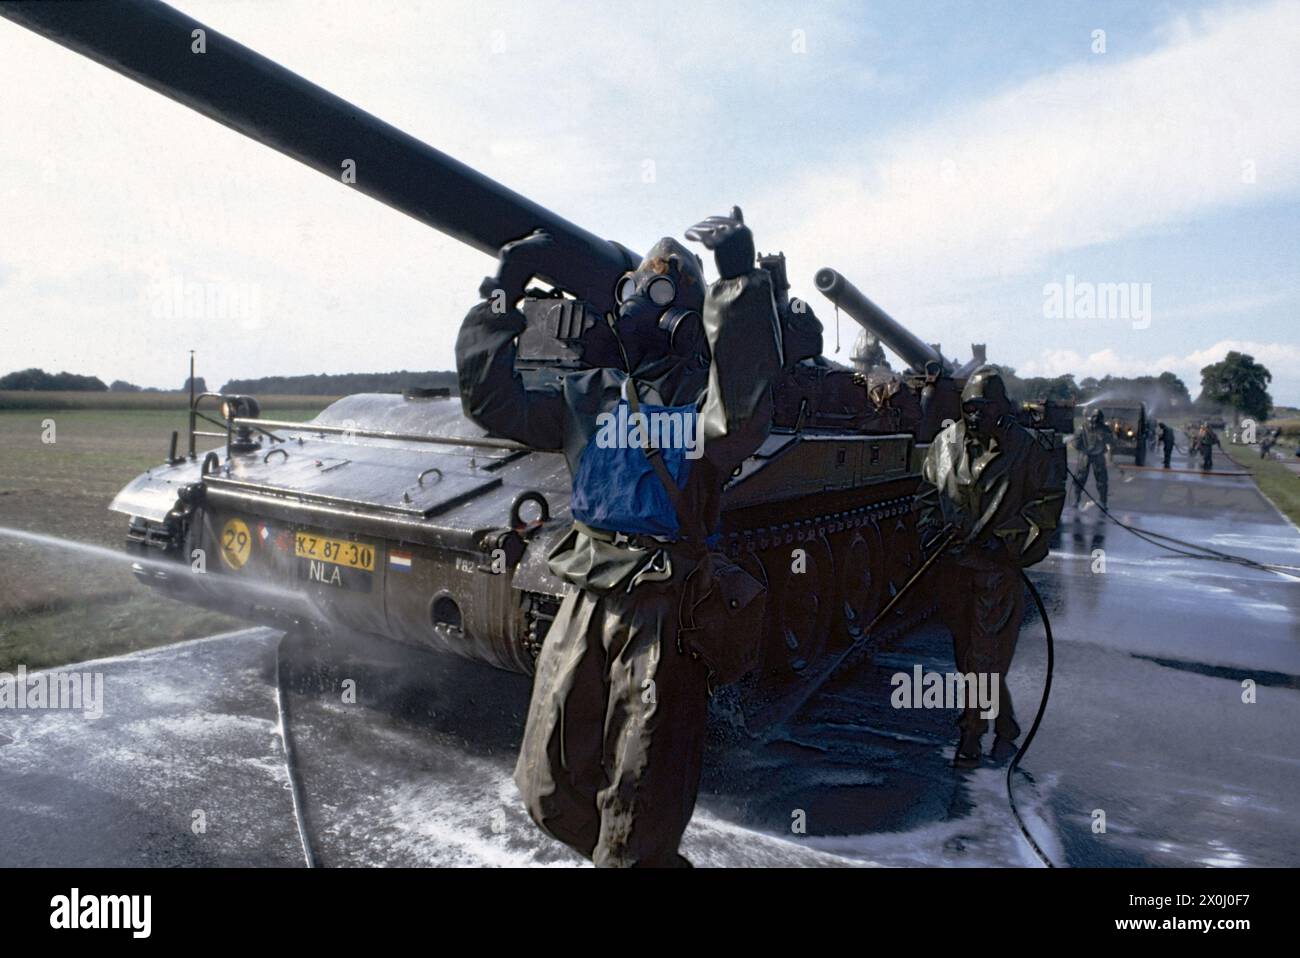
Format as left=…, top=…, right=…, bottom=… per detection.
left=1, top=446, right=1297, bottom=867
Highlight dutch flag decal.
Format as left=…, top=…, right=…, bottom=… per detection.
left=389, top=550, right=413, bottom=572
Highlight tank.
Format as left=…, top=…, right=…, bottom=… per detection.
left=4, top=1, right=1063, bottom=720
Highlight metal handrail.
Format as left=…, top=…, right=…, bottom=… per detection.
left=235, top=418, right=531, bottom=452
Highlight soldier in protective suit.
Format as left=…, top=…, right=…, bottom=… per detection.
left=1197, top=422, right=1222, bottom=470
left=1260, top=427, right=1281, bottom=459
left=456, top=208, right=783, bottom=867
left=915, top=366, right=1065, bottom=766
left=1156, top=421, right=1177, bottom=469
left=1072, top=409, right=1115, bottom=508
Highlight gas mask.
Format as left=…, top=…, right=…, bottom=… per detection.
left=960, top=365, right=1012, bottom=442
left=962, top=398, right=999, bottom=440
left=608, top=237, right=705, bottom=372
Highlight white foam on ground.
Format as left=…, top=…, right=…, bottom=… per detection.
left=798, top=762, right=1061, bottom=868
left=335, top=740, right=1062, bottom=868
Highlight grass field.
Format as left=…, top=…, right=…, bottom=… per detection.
left=1263, top=416, right=1300, bottom=439
left=1224, top=441, right=1300, bottom=528
left=0, top=403, right=331, bottom=672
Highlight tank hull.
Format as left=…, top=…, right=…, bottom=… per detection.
left=113, top=393, right=931, bottom=700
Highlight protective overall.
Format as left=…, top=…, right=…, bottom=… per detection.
left=1197, top=423, right=1221, bottom=471
left=1157, top=421, right=1176, bottom=469
left=1260, top=428, right=1280, bottom=459
left=914, top=366, right=1065, bottom=765
left=456, top=215, right=783, bottom=866
left=1072, top=409, right=1114, bottom=507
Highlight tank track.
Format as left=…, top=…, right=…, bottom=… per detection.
left=720, top=493, right=915, bottom=557
left=522, top=490, right=936, bottom=675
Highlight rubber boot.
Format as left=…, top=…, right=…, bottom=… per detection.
left=953, top=728, right=983, bottom=768
left=991, top=713, right=1021, bottom=762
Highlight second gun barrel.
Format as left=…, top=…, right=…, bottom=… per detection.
left=814, top=267, right=949, bottom=374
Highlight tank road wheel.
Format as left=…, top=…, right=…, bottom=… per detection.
left=834, top=522, right=886, bottom=647
left=763, top=533, right=834, bottom=675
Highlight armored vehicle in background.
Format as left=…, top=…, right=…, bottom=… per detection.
left=1101, top=402, right=1151, bottom=465
left=4, top=0, right=1067, bottom=720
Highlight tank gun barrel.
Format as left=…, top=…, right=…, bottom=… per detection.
left=814, top=267, right=951, bottom=374
left=0, top=0, right=637, bottom=308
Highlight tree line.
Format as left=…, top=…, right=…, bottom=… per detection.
left=0, top=353, right=1276, bottom=420
left=1004, top=353, right=1274, bottom=421
left=0, top=368, right=456, bottom=397
left=219, top=370, right=458, bottom=395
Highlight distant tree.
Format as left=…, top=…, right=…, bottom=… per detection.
left=1155, top=371, right=1191, bottom=407
left=1017, top=374, right=1079, bottom=402
left=0, top=367, right=50, bottom=390
left=0, top=367, right=106, bottom=391
left=55, top=371, right=107, bottom=390
left=1199, top=351, right=1272, bottom=422
left=109, top=379, right=142, bottom=392
left=182, top=376, right=208, bottom=394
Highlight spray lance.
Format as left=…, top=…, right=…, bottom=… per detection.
left=766, top=522, right=961, bottom=734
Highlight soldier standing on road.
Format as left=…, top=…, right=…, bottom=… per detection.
left=1072, top=409, right=1115, bottom=509
left=1156, top=420, right=1177, bottom=469
left=457, top=208, right=784, bottom=867
left=915, top=366, right=1066, bottom=766
left=1197, top=422, right=1222, bottom=471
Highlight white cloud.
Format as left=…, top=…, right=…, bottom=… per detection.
left=1, top=0, right=1296, bottom=396
left=0, top=0, right=885, bottom=388
left=764, top=0, right=1300, bottom=307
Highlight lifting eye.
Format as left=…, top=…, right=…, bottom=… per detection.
left=510, top=491, right=550, bottom=530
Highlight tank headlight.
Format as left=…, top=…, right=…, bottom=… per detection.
left=220, top=395, right=261, bottom=421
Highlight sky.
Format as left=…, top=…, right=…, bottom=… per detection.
left=1, top=0, right=1298, bottom=401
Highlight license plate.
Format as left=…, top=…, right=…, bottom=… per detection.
left=294, top=532, right=376, bottom=571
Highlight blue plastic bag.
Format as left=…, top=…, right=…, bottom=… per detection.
left=571, top=392, right=698, bottom=539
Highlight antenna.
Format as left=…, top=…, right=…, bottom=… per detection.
left=188, top=350, right=197, bottom=460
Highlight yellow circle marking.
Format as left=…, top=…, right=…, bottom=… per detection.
left=219, top=517, right=252, bottom=570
